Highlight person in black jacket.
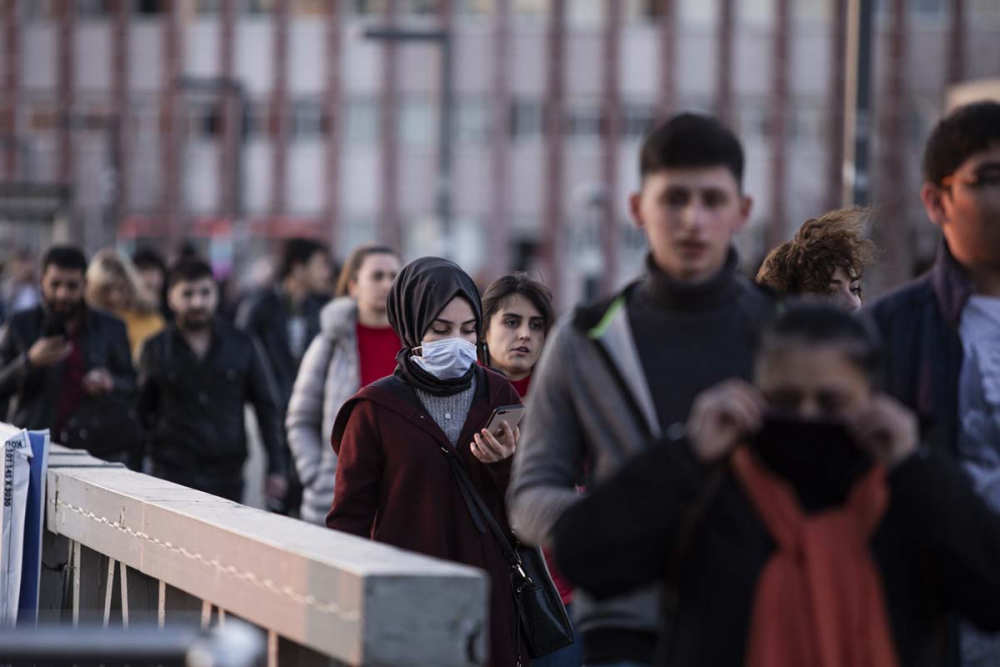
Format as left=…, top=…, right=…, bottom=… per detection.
left=867, top=101, right=1000, bottom=666
left=552, top=304, right=1000, bottom=667
left=0, top=246, right=136, bottom=461
left=137, top=257, right=287, bottom=504
left=235, top=238, right=330, bottom=513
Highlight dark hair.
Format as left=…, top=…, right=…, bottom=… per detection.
left=756, top=207, right=877, bottom=298
left=133, top=247, right=167, bottom=275
left=757, top=302, right=884, bottom=388
left=278, top=238, right=328, bottom=281
left=923, top=101, right=1000, bottom=185
left=41, top=245, right=87, bottom=274
left=335, top=244, right=397, bottom=297
left=640, top=112, right=745, bottom=188
left=480, top=273, right=555, bottom=364
left=168, top=257, right=214, bottom=289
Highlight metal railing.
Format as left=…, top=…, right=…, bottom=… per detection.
left=7, top=422, right=488, bottom=667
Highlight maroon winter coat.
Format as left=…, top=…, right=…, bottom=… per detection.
left=327, top=367, right=527, bottom=666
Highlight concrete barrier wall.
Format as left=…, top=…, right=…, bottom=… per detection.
left=29, top=437, right=488, bottom=666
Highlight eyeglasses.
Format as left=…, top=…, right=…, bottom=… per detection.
left=940, top=164, right=1000, bottom=191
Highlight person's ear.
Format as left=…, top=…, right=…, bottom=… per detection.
left=735, top=194, right=754, bottom=232
left=629, top=191, right=644, bottom=230
left=921, top=182, right=948, bottom=230
left=348, top=279, right=359, bottom=300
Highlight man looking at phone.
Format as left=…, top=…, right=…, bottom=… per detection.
left=868, top=101, right=1000, bottom=665
left=508, top=114, right=775, bottom=666
left=0, top=245, right=135, bottom=452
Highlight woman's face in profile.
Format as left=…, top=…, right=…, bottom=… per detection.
left=422, top=297, right=479, bottom=345
left=827, top=266, right=863, bottom=312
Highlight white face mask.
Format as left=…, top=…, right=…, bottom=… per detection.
left=412, top=337, right=478, bottom=380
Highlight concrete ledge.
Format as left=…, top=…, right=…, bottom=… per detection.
left=42, top=444, right=488, bottom=666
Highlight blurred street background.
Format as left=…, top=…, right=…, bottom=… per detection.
left=1, top=0, right=999, bottom=312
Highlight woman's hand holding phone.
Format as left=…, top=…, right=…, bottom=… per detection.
left=471, top=421, right=519, bottom=464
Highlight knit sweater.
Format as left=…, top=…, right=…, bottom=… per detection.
left=628, top=250, right=772, bottom=436
left=416, top=375, right=478, bottom=446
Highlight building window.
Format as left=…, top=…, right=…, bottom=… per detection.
left=403, top=0, right=438, bottom=13
left=197, top=0, right=222, bottom=14
left=77, top=0, right=111, bottom=18
left=400, top=100, right=435, bottom=146
left=624, top=0, right=661, bottom=22
left=566, top=105, right=603, bottom=139
left=344, top=99, right=379, bottom=144
left=456, top=100, right=491, bottom=144
left=913, top=0, right=944, bottom=16
left=623, top=104, right=656, bottom=138
left=291, top=100, right=327, bottom=140
left=136, top=0, right=165, bottom=15
left=189, top=102, right=223, bottom=139
left=245, top=101, right=270, bottom=139
left=249, top=0, right=276, bottom=13
left=510, top=101, right=544, bottom=140
left=458, top=0, right=492, bottom=14
left=351, top=0, right=388, bottom=14
left=513, top=0, right=548, bottom=15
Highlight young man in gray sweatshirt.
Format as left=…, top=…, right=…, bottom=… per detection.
left=508, top=113, right=774, bottom=666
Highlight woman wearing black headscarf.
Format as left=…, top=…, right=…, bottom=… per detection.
left=327, top=257, right=527, bottom=666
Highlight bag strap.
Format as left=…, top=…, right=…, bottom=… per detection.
left=438, top=446, right=522, bottom=570
left=439, top=446, right=530, bottom=667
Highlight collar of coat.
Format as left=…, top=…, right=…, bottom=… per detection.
left=319, top=296, right=359, bottom=341
left=330, top=365, right=517, bottom=456
left=931, top=241, right=975, bottom=330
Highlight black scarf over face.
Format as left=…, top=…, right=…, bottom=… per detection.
left=750, top=413, right=873, bottom=513
left=387, top=257, right=483, bottom=397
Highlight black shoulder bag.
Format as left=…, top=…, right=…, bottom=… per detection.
left=439, top=445, right=574, bottom=663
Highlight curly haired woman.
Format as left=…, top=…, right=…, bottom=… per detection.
left=756, top=207, right=877, bottom=311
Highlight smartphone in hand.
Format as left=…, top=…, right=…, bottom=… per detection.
left=41, top=314, right=67, bottom=339
left=484, top=404, right=526, bottom=438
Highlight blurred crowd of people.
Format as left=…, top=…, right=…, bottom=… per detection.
left=0, top=100, right=999, bottom=667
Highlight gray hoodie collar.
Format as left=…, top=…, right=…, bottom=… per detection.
left=588, top=294, right=662, bottom=440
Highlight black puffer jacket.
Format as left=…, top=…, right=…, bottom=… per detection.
left=136, top=321, right=286, bottom=477
left=0, top=305, right=135, bottom=432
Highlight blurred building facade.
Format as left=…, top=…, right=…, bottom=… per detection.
left=2, top=0, right=999, bottom=305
